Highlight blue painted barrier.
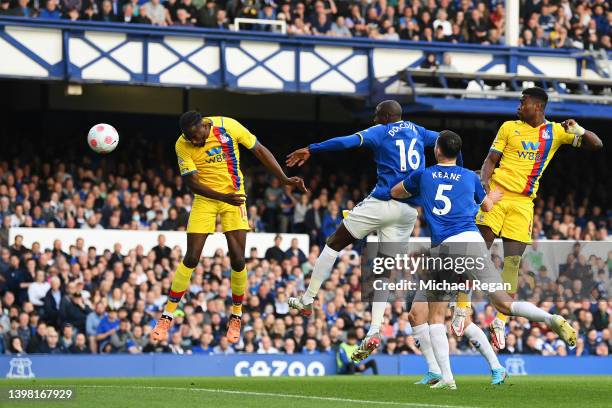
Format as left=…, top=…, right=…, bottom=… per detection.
left=1, top=354, right=610, bottom=378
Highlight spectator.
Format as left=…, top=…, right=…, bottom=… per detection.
left=70, top=333, right=91, bottom=353
left=197, top=0, right=218, bottom=28
left=284, top=238, right=306, bottom=264
left=213, top=9, right=229, bottom=29
left=212, top=336, right=235, bottom=354
left=110, top=319, right=135, bottom=352
left=60, top=289, right=91, bottom=333
left=59, top=323, right=75, bottom=350
left=95, top=0, right=118, bottom=22
left=192, top=333, right=214, bottom=354
left=39, top=0, right=62, bottom=19
left=42, top=276, right=63, bottom=327
left=27, top=270, right=50, bottom=307
left=257, top=335, right=279, bottom=353
left=95, top=308, right=120, bottom=350
left=0, top=0, right=10, bottom=15
left=321, top=201, right=342, bottom=240
left=142, top=0, right=168, bottom=26
left=8, top=0, right=37, bottom=17
left=433, top=9, right=452, bottom=36
left=86, top=301, right=106, bottom=352
left=264, top=235, right=284, bottom=264
left=36, top=327, right=63, bottom=354
left=9, top=336, right=26, bottom=355
left=173, top=7, right=194, bottom=26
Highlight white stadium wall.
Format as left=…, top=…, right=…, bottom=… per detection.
left=9, top=228, right=310, bottom=258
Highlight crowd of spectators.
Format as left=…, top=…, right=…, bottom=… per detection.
left=0, top=152, right=608, bottom=248
left=0, top=231, right=610, bottom=357
left=1, top=0, right=610, bottom=50
left=0, top=148, right=610, bottom=358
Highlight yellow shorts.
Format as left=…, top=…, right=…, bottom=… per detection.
left=476, top=188, right=534, bottom=244
left=186, top=195, right=249, bottom=234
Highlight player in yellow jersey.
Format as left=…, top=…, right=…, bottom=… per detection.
left=451, top=87, right=603, bottom=349
left=152, top=111, right=306, bottom=344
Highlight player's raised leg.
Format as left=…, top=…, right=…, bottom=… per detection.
left=225, top=229, right=248, bottom=343
left=409, top=299, right=442, bottom=385
left=353, top=203, right=417, bottom=363
left=489, top=290, right=576, bottom=347
left=152, top=232, right=207, bottom=341
left=462, top=317, right=507, bottom=385
left=288, top=223, right=355, bottom=316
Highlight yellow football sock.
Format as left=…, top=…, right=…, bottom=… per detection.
left=231, top=267, right=248, bottom=316
left=496, top=255, right=521, bottom=323
left=164, top=262, right=195, bottom=315
left=457, top=292, right=471, bottom=310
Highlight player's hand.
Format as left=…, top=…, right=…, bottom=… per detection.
left=488, top=189, right=503, bottom=204
left=561, top=119, right=577, bottom=131
left=283, top=176, right=308, bottom=193
left=562, top=119, right=585, bottom=136
left=221, top=193, right=246, bottom=206
left=286, top=147, right=310, bottom=167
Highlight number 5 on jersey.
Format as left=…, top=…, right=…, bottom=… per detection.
left=433, top=184, right=453, bottom=215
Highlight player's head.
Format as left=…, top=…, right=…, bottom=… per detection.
left=180, top=110, right=209, bottom=147
left=518, top=87, right=548, bottom=122
left=373, top=100, right=402, bottom=125
left=434, top=130, right=462, bottom=162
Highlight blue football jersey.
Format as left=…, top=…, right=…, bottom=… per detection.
left=403, top=164, right=486, bottom=245
left=358, top=121, right=438, bottom=205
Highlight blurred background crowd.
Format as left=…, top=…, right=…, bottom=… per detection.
left=0, top=134, right=609, bottom=248
left=0, top=133, right=610, bottom=357
left=0, top=232, right=610, bottom=357
left=0, top=0, right=610, bottom=49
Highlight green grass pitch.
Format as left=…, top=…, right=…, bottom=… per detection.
left=1, top=376, right=611, bottom=408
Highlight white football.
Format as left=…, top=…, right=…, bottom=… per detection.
left=88, top=123, right=119, bottom=154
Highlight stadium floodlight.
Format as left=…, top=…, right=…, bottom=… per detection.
left=232, top=18, right=287, bottom=34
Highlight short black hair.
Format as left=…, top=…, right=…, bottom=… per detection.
left=522, top=87, right=548, bottom=106
left=436, top=130, right=462, bottom=159
left=179, top=111, right=202, bottom=135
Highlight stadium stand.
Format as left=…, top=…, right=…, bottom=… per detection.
left=0, top=0, right=610, bottom=50
left=0, top=138, right=610, bottom=357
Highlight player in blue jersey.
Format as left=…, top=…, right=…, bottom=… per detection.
left=285, top=100, right=455, bottom=362
left=391, top=130, right=577, bottom=390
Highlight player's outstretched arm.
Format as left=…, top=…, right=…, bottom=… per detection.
left=286, top=134, right=362, bottom=167
left=184, top=173, right=246, bottom=206
left=562, top=119, right=603, bottom=151
left=480, top=189, right=503, bottom=212
left=480, top=150, right=502, bottom=194
left=252, top=143, right=308, bottom=193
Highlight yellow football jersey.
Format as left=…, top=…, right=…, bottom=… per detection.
left=489, top=120, right=580, bottom=198
left=175, top=116, right=258, bottom=195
